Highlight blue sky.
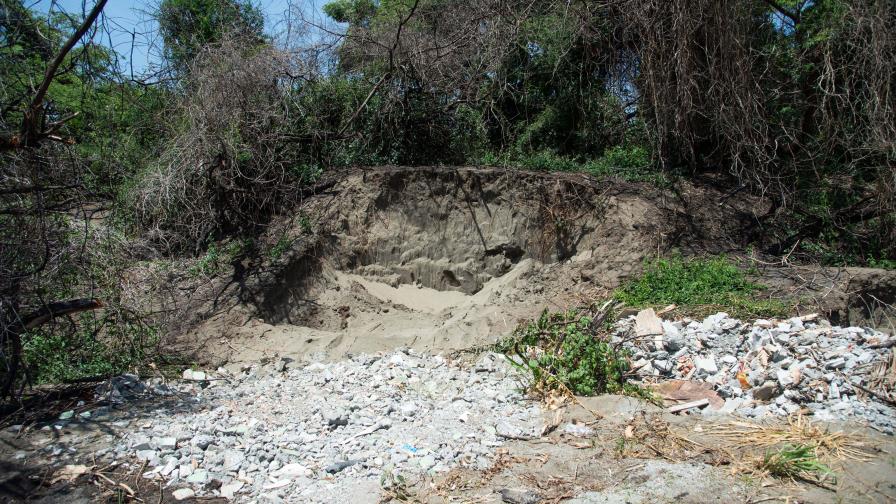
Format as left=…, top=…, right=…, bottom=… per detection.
left=31, top=0, right=329, bottom=76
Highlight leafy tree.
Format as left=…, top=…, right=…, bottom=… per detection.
left=157, top=0, right=265, bottom=70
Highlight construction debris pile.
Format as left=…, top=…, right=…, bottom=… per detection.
left=617, top=311, right=896, bottom=433
left=96, top=351, right=543, bottom=502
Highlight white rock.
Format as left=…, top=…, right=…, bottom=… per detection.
left=693, top=355, right=718, bottom=374
left=221, top=481, right=245, bottom=499
left=272, top=463, right=312, bottom=479
left=172, top=488, right=195, bottom=501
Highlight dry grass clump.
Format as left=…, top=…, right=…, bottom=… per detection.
left=712, top=414, right=874, bottom=462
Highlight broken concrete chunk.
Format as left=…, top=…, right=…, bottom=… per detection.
left=635, top=308, right=664, bottom=338
left=693, top=355, right=718, bottom=374
left=172, top=488, right=195, bottom=501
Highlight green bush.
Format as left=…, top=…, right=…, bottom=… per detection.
left=497, top=308, right=648, bottom=398
left=22, top=315, right=160, bottom=384
left=584, top=145, right=666, bottom=184
left=188, top=238, right=251, bottom=277
left=614, top=255, right=789, bottom=318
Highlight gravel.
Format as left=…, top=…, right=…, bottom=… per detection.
left=61, top=312, right=893, bottom=502
left=619, top=312, right=896, bottom=433
left=104, top=350, right=541, bottom=502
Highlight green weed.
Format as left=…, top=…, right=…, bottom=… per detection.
left=379, top=469, right=415, bottom=502
left=23, top=315, right=161, bottom=384
left=189, top=238, right=251, bottom=277
left=614, top=255, right=790, bottom=319
left=496, top=307, right=651, bottom=399
left=269, top=236, right=292, bottom=259
left=298, top=212, right=313, bottom=234
left=758, top=444, right=836, bottom=485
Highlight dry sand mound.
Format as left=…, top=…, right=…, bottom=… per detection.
left=153, top=167, right=895, bottom=366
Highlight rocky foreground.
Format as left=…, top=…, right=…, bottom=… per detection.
left=11, top=313, right=894, bottom=503
left=97, top=352, right=543, bottom=502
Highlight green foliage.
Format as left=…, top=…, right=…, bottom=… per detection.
left=379, top=468, right=414, bottom=502
left=758, top=444, right=836, bottom=484
left=22, top=316, right=160, bottom=384
left=323, top=0, right=376, bottom=23
left=189, top=239, right=251, bottom=277
left=584, top=145, right=663, bottom=183
left=157, top=0, right=265, bottom=69
left=269, top=236, right=292, bottom=260
left=615, top=255, right=790, bottom=318
left=497, top=308, right=648, bottom=398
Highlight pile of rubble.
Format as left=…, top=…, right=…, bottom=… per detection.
left=617, top=310, right=896, bottom=433
left=99, top=351, right=542, bottom=502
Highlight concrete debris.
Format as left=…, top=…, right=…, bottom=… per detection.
left=616, top=312, right=896, bottom=433
left=667, top=398, right=710, bottom=413
left=98, top=350, right=541, bottom=503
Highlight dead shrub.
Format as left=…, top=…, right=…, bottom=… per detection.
left=131, top=34, right=300, bottom=251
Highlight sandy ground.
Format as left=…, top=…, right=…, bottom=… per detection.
left=196, top=258, right=576, bottom=368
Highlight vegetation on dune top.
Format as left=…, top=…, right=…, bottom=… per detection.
left=615, top=255, right=791, bottom=319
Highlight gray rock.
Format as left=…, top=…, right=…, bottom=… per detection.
left=191, top=434, right=214, bottom=450
left=825, top=357, right=846, bottom=370
left=325, top=411, right=348, bottom=428
left=499, top=488, right=542, bottom=504
left=186, top=469, right=208, bottom=484
left=223, top=450, right=246, bottom=471
left=418, top=455, right=437, bottom=470
left=324, top=460, right=359, bottom=474
left=653, top=359, right=673, bottom=374
left=153, top=437, right=177, bottom=450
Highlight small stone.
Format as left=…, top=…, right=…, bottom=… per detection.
left=499, top=488, right=542, bottom=504
left=172, top=488, right=195, bottom=501
left=752, top=382, right=781, bottom=401
left=694, top=355, right=718, bottom=374
left=324, top=460, right=359, bottom=474
left=418, top=456, right=437, bottom=470
left=825, top=357, right=846, bottom=370
left=652, top=359, right=673, bottom=374
left=221, top=481, right=244, bottom=499
left=58, top=410, right=74, bottom=420
left=325, top=411, right=348, bottom=428
left=829, top=382, right=840, bottom=400
left=136, top=450, right=158, bottom=464
left=160, top=458, right=178, bottom=476
left=153, top=437, right=177, bottom=450
left=272, top=463, right=312, bottom=479
left=562, top=423, right=593, bottom=437
left=223, top=450, right=246, bottom=471
left=400, top=402, right=418, bottom=417
left=186, top=469, right=208, bottom=484
left=191, top=435, right=214, bottom=450
left=776, top=369, right=795, bottom=387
